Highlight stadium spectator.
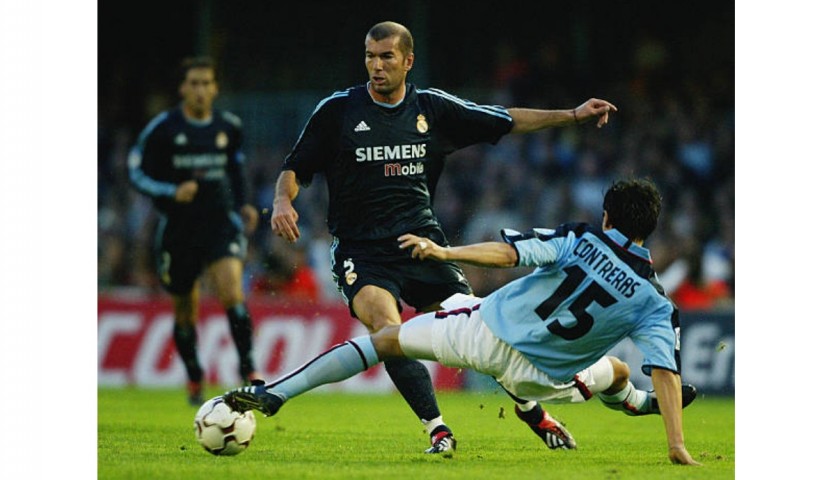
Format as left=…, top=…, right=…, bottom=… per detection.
left=224, top=178, right=700, bottom=465
left=126, top=56, right=261, bottom=405
left=250, top=237, right=320, bottom=303
left=267, top=20, right=617, bottom=455
left=660, top=237, right=732, bottom=311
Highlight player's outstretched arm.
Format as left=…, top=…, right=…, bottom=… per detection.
left=271, top=170, right=301, bottom=243
left=650, top=368, right=701, bottom=466
left=508, top=98, right=618, bottom=133
left=398, top=234, right=517, bottom=268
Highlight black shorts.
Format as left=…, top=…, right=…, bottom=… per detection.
left=154, top=213, right=247, bottom=295
left=330, top=225, right=472, bottom=317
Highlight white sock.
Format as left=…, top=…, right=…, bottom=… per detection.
left=598, top=382, right=649, bottom=416
left=516, top=400, right=538, bottom=412
left=422, top=416, right=445, bottom=436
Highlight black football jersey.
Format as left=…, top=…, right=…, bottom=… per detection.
left=128, top=107, right=247, bottom=225
left=283, top=83, right=513, bottom=241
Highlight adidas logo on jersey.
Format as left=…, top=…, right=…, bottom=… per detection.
left=354, top=121, right=371, bottom=132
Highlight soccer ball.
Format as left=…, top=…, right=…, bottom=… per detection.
left=194, top=396, right=256, bottom=456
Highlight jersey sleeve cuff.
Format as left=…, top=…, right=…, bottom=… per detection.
left=500, top=228, right=522, bottom=266
left=641, top=364, right=680, bottom=377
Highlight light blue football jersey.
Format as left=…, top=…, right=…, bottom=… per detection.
left=479, top=223, right=680, bottom=382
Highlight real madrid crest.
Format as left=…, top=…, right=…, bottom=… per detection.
left=216, top=131, right=229, bottom=149
left=416, top=114, right=428, bottom=133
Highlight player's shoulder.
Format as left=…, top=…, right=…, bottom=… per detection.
left=416, top=85, right=453, bottom=96
left=556, top=222, right=596, bottom=238
left=414, top=85, right=484, bottom=105
left=138, top=109, right=176, bottom=139
left=416, top=86, right=510, bottom=118
left=301, top=87, right=353, bottom=123
left=315, top=87, right=354, bottom=110
left=149, top=108, right=172, bottom=122
left=219, top=110, right=243, bottom=129
left=416, top=86, right=460, bottom=104
left=501, top=223, right=591, bottom=244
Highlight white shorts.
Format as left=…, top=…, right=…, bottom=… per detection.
left=399, top=294, right=613, bottom=404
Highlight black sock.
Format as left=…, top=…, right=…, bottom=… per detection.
left=496, top=379, right=544, bottom=424
left=515, top=402, right=545, bottom=424
left=226, top=304, right=255, bottom=379
left=173, top=323, right=202, bottom=382
left=384, top=358, right=442, bottom=423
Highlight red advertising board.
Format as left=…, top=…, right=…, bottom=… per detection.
left=98, top=294, right=465, bottom=391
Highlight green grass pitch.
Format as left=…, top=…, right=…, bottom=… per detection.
left=98, top=387, right=734, bottom=479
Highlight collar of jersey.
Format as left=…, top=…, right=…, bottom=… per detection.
left=603, top=228, right=651, bottom=262
left=180, top=105, right=214, bottom=126
left=366, top=81, right=405, bottom=109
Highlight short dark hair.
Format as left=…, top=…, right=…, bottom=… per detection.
left=602, top=178, right=662, bottom=242
left=366, top=21, right=414, bottom=56
left=179, top=56, right=216, bottom=82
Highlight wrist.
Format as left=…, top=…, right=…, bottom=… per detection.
left=572, top=108, right=580, bottom=125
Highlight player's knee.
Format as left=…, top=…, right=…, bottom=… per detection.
left=207, top=258, right=244, bottom=306
left=365, top=316, right=401, bottom=333
left=371, top=325, right=404, bottom=359
left=172, top=294, right=199, bottom=324
left=607, top=356, right=630, bottom=391
left=353, top=289, right=402, bottom=332
left=216, top=289, right=244, bottom=309
left=585, top=355, right=617, bottom=396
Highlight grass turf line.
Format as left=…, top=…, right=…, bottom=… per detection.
left=99, top=387, right=734, bottom=480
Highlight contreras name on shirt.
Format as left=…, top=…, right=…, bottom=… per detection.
left=572, top=237, right=642, bottom=298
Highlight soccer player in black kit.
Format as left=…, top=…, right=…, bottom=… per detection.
left=270, top=22, right=618, bottom=455
left=128, top=57, right=261, bottom=406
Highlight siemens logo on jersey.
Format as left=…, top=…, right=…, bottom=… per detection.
left=173, top=153, right=227, bottom=169
left=355, top=144, right=427, bottom=162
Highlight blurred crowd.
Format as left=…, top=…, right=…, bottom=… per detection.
left=98, top=35, right=734, bottom=312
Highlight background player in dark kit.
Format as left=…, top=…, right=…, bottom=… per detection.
left=128, top=57, right=261, bottom=405
left=270, top=21, right=617, bottom=453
